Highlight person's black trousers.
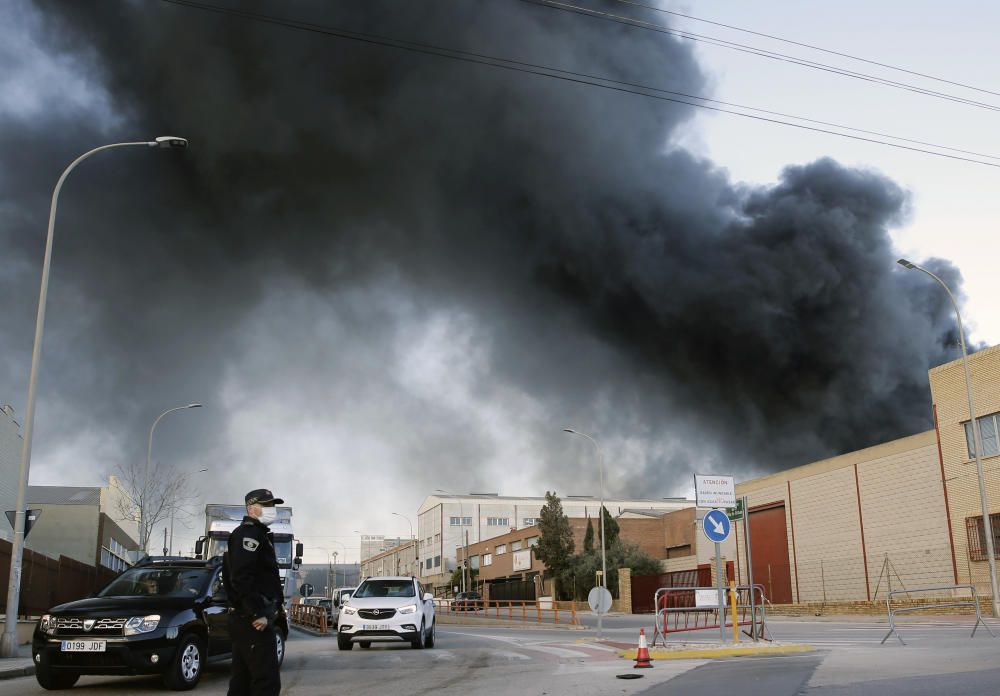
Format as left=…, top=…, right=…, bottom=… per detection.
left=228, top=614, right=281, bottom=696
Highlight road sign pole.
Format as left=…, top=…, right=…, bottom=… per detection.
left=715, top=541, right=726, bottom=643
left=742, top=496, right=756, bottom=640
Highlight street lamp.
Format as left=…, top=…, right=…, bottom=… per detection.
left=897, top=258, right=1000, bottom=617
left=147, top=404, right=203, bottom=554
left=436, top=489, right=470, bottom=592
left=1, top=137, right=188, bottom=657
left=392, top=512, right=415, bottom=578
left=564, top=428, right=607, bottom=638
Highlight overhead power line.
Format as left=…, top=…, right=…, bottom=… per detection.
left=158, top=0, right=1000, bottom=168
left=520, top=0, right=1000, bottom=113
left=608, top=0, right=1000, bottom=99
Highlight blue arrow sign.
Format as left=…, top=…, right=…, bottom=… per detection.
left=703, top=509, right=731, bottom=543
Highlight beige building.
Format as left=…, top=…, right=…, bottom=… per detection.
left=732, top=344, right=1000, bottom=604
left=360, top=540, right=419, bottom=579
left=930, top=344, right=1000, bottom=593
left=27, top=479, right=140, bottom=571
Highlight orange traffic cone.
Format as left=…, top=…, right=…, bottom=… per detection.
left=634, top=628, right=653, bottom=668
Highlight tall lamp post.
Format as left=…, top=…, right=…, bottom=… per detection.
left=147, top=404, right=203, bottom=554
left=435, top=489, right=470, bottom=592
left=897, top=258, right=1000, bottom=618
left=564, top=428, right=607, bottom=638
left=1, top=136, right=188, bottom=657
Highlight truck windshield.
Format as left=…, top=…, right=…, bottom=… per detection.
left=274, top=540, right=293, bottom=566
left=98, top=567, right=212, bottom=597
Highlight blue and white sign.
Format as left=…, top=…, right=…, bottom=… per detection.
left=702, top=509, right=731, bottom=543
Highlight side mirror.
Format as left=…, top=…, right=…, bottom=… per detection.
left=423, top=593, right=434, bottom=602
left=295, top=542, right=304, bottom=558
left=194, top=539, right=204, bottom=558
left=341, top=593, right=352, bottom=603
left=292, top=557, right=302, bottom=571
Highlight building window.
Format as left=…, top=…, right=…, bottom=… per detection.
left=527, top=536, right=539, bottom=548
left=101, top=538, right=131, bottom=573
left=965, top=413, right=1000, bottom=459
left=482, top=553, right=492, bottom=566
left=426, top=558, right=433, bottom=570
left=434, top=556, right=441, bottom=568
left=966, top=514, right=1000, bottom=561
left=511, top=540, right=522, bottom=551
left=486, top=517, right=509, bottom=527
left=522, top=517, right=537, bottom=526
left=496, top=544, right=507, bottom=555
left=470, top=555, right=480, bottom=570
left=449, top=516, right=473, bottom=526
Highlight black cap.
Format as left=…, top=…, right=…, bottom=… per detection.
left=245, top=489, right=284, bottom=506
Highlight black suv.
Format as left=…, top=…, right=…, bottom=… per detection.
left=32, top=556, right=288, bottom=691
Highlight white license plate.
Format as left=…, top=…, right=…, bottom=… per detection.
left=60, top=640, right=106, bottom=653
left=362, top=624, right=386, bottom=631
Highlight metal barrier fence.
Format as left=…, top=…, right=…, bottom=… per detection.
left=433, top=598, right=579, bottom=626
left=881, top=584, right=996, bottom=646
left=290, top=603, right=329, bottom=633
left=651, top=584, right=768, bottom=646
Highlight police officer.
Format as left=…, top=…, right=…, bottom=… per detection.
left=224, top=489, right=284, bottom=696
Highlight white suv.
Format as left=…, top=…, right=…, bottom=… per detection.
left=337, top=576, right=435, bottom=650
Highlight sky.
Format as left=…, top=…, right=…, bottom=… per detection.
left=0, top=0, right=997, bottom=564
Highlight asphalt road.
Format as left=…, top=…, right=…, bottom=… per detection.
left=4, top=616, right=998, bottom=695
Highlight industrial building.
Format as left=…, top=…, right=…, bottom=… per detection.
left=416, top=493, right=691, bottom=590
left=731, top=344, right=1000, bottom=604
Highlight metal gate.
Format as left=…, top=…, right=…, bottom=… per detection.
left=749, top=505, right=794, bottom=604
left=489, top=578, right=536, bottom=603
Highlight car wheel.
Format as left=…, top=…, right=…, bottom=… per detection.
left=163, top=634, right=204, bottom=691
left=275, top=630, right=286, bottom=668
left=425, top=621, right=435, bottom=649
left=35, top=660, right=79, bottom=690
left=337, top=634, right=353, bottom=651
left=359, top=641, right=372, bottom=649
left=411, top=620, right=425, bottom=649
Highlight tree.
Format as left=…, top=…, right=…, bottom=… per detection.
left=600, top=505, right=620, bottom=548
left=534, top=491, right=575, bottom=598
left=583, top=515, right=595, bottom=554
left=112, top=461, right=196, bottom=555
left=604, top=539, right=661, bottom=598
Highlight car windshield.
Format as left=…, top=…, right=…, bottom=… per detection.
left=98, top=567, right=212, bottom=598
left=352, top=579, right=415, bottom=598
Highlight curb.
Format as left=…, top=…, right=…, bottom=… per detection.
left=290, top=624, right=331, bottom=638
left=437, top=616, right=585, bottom=630
left=0, top=665, right=34, bottom=680
left=615, top=644, right=815, bottom=661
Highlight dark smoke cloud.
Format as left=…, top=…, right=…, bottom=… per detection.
left=0, top=0, right=964, bottom=548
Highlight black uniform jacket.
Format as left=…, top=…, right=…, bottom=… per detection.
left=224, top=515, right=283, bottom=620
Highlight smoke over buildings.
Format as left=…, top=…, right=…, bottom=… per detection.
left=0, top=1, right=965, bottom=528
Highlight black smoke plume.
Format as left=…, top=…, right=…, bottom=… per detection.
left=0, top=0, right=964, bottom=520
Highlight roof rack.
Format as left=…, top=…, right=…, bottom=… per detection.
left=134, top=555, right=222, bottom=568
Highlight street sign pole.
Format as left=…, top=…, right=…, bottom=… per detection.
left=715, top=541, right=726, bottom=643
left=742, top=496, right=756, bottom=640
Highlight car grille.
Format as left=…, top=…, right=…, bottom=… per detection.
left=358, top=608, right=396, bottom=620
left=54, top=617, right=127, bottom=636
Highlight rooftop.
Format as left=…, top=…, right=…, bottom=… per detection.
left=27, top=485, right=101, bottom=506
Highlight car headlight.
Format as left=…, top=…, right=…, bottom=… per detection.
left=124, top=615, right=161, bottom=636
left=343, top=607, right=357, bottom=615
left=398, top=604, right=417, bottom=615
left=39, top=615, right=54, bottom=635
